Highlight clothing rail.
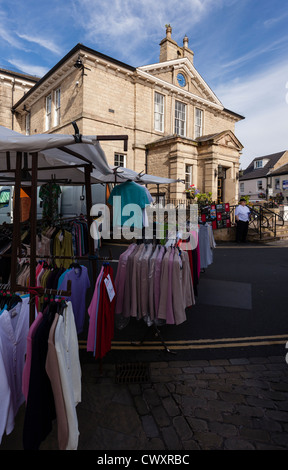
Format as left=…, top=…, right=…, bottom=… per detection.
left=15, top=279, right=72, bottom=297
left=16, top=280, right=72, bottom=326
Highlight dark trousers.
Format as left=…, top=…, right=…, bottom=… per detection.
left=236, top=220, right=249, bottom=242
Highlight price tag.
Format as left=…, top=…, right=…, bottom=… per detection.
left=104, top=274, right=115, bottom=302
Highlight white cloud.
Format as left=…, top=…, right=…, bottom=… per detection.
left=70, top=0, right=225, bottom=64
left=16, top=33, right=62, bottom=55
left=0, top=24, right=28, bottom=51
left=215, top=60, right=288, bottom=169
left=7, top=59, right=48, bottom=77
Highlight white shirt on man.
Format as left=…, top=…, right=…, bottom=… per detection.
left=235, top=204, right=250, bottom=222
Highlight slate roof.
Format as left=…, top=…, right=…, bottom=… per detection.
left=269, top=162, right=288, bottom=176
left=240, top=151, right=287, bottom=181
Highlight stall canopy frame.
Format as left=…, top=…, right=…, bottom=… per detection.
left=0, top=125, right=128, bottom=326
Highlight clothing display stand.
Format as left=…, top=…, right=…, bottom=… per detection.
left=0, top=128, right=128, bottom=327
left=131, top=323, right=177, bottom=355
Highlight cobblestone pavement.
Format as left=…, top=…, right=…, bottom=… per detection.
left=2, top=355, right=288, bottom=451
left=39, top=355, right=288, bottom=451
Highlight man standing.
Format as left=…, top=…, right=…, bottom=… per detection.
left=235, top=198, right=250, bottom=243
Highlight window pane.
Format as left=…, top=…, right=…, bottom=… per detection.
left=195, top=108, right=203, bottom=138
left=185, top=165, right=193, bottom=189
left=55, top=89, right=61, bottom=126
left=114, top=153, right=126, bottom=167
left=175, top=101, right=186, bottom=137
left=46, top=94, right=52, bottom=130
left=154, top=92, right=164, bottom=132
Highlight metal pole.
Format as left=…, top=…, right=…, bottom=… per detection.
left=84, top=164, right=96, bottom=283
left=29, top=152, right=38, bottom=326
left=10, top=152, right=22, bottom=291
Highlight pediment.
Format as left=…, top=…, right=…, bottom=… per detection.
left=197, top=130, right=243, bottom=151
left=215, top=131, right=243, bottom=150
left=138, top=57, right=222, bottom=106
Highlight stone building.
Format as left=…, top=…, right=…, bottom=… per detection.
left=7, top=26, right=244, bottom=203
left=239, top=151, right=288, bottom=202
left=0, top=68, right=38, bottom=132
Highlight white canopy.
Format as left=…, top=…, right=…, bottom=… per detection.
left=0, top=125, right=113, bottom=184
left=91, top=165, right=180, bottom=185
left=0, top=125, right=180, bottom=186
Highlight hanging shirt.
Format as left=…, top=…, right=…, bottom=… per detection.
left=108, top=181, right=150, bottom=230
left=54, top=302, right=81, bottom=450
left=0, top=296, right=31, bottom=444
left=58, top=266, right=90, bottom=334
left=53, top=230, right=74, bottom=269
left=87, top=266, right=104, bottom=353
left=39, top=182, right=61, bottom=224
left=45, top=313, right=69, bottom=450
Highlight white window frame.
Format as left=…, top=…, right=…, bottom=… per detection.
left=114, top=153, right=126, bottom=167
left=257, top=180, right=263, bottom=190
left=254, top=160, right=263, bottom=169
left=185, top=164, right=193, bottom=189
left=154, top=92, right=164, bottom=132
left=54, top=88, right=61, bottom=126
left=240, top=182, right=244, bottom=193
left=194, top=108, right=203, bottom=138
left=45, top=94, right=52, bottom=130
left=175, top=100, right=186, bottom=137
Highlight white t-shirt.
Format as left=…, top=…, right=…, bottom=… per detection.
left=235, top=204, right=250, bottom=222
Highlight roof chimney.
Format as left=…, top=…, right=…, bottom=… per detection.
left=183, top=35, right=189, bottom=49
left=166, top=24, right=172, bottom=39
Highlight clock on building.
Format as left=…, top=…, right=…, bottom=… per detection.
left=177, top=73, right=186, bottom=87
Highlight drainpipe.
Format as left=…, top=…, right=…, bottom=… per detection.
left=145, top=148, right=149, bottom=176
left=11, top=78, right=15, bottom=130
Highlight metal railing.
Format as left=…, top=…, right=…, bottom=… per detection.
left=159, top=199, right=285, bottom=240
left=227, top=204, right=284, bottom=239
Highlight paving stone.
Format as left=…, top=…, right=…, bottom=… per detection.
left=234, top=404, right=265, bottom=418
left=224, top=438, right=255, bottom=450
left=222, top=412, right=253, bottom=428
left=203, top=366, right=226, bottom=374
left=175, top=383, right=197, bottom=396
left=193, top=431, right=223, bottom=450
left=239, top=427, right=271, bottom=443
left=141, top=415, right=159, bottom=438
left=252, top=417, right=282, bottom=433
left=189, top=360, right=210, bottom=367
left=270, top=433, right=288, bottom=447
left=161, top=426, right=183, bottom=450
left=229, top=358, right=250, bottom=365
left=194, top=407, right=223, bottom=422
left=173, top=415, right=193, bottom=440
left=143, top=438, right=166, bottom=450
left=245, top=395, right=277, bottom=410
left=133, top=395, right=150, bottom=415
left=186, top=417, right=208, bottom=432
left=210, top=359, right=230, bottom=366
left=154, top=383, right=171, bottom=398
left=143, top=388, right=162, bottom=407
left=218, top=391, right=246, bottom=404
left=266, top=409, right=288, bottom=422
left=182, top=439, right=201, bottom=450
left=193, top=387, right=218, bottom=401
left=180, top=395, right=208, bottom=414
left=209, top=421, right=238, bottom=438
left=151, top=405, right=171, bottom=427
left=162, top=396, right=181, bottom=417
left=207, top=399, right=235, bottom=413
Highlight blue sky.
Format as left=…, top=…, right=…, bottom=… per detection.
left=0, top=0, right=288, bottom=169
